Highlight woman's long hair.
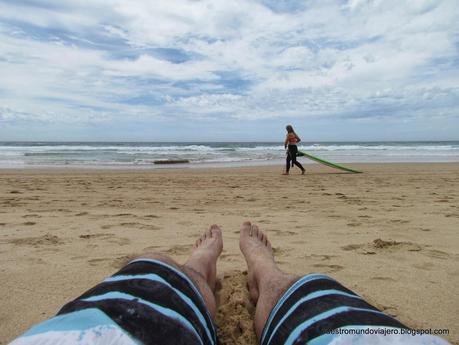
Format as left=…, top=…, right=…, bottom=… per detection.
left=286, top=125, right=299, bottom=140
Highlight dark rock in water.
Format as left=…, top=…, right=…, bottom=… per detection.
left=154, top=159, right=190, bottom=164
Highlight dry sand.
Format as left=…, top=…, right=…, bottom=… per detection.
left=0, top=163, right=458, bottom=344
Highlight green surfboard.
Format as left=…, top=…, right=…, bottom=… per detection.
left=297, top=151, right=362, bottom=174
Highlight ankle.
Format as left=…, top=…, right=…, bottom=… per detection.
left=252, top=261, right=282, bottom=286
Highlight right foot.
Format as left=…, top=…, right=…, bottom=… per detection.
left=239, top=221, right=277, bottom=303
left=240, top=222, right=300, bottom=338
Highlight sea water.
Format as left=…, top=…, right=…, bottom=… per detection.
left=0, top=141, right=458, bottom=169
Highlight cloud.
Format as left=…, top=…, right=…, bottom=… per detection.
left=0, top=0, right=458, bottom=139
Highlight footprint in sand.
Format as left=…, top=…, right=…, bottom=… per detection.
left=70, top=255, right=86, bottom=261
left=79, top=233, right=113, bottom=239
left=220, top=253, right=239, bottom=262
left=270, top=229, right=297, bottom=236
left=305, top=254, right=338, bottom=261
left=142, top=245, right=162, bottom=252
left=101, top=222, right=162, bottom=231
left=341, top=244, right=363, bottom=251
left=215, top=270, right=257, bottom=345
left=272, top=247, right=293, bottom=256
left=422, top=249, right=450, bottom=260
left=258, top=219, right=271, bottom=224
left=412, top=262, right=435, bottom=270
left=111, top=255, right=135, bottom=268
left=79, top=233, right=131, bottom=246
left=87, top=256, right=132, bottom=268
left=341, top=239, right=422, bottom=255
left=371, top=276, right=396, bottom=282
left=87, top=258, right=110, bottom=266
left=164, top=244, right=192, bottom=255
left=373, top=303, right=399, bottom=318
left=22, top=214, right=41, bottom=218
left=144, top=214, right=160, bottom=219
left=23, top=221, right=36, bottom=226
left=111, top=213, right=135, bottom=217
left=178, top=220, right=193, bottom=226
left=388, top=219, right=410, bottom=224
left=9, top=233, right=64, bottom=246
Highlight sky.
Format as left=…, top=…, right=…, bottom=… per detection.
left=0, top=0, right=458, bottom=142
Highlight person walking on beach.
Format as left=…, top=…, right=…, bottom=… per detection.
left=284, top=124, right=305, bottom=175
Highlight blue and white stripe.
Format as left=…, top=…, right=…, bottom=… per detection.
left=261, top=273, right=334, bottom=344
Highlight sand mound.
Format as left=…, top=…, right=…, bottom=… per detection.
left=215, top=270, right=257, bottom=345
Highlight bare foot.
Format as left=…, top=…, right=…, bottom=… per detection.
left=239, top=221, right=276, bottom=302
left=282, top=172, right=289, bottom=175
left=301, top=169, right=305, bottom=175
left=239, top=221, right=299, bottom=339
left=184, top=224, right=223, bottom=292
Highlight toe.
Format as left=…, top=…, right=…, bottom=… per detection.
left=240, top=221, right=252, bottom=237
left=262, top=233, right=268, bottom=246
left=204, top=227, right=212, bottom=239
left=252, top=224, right=262, bottom=240
left=210, top=224, right=221, bottom=237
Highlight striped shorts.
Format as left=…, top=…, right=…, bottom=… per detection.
left=11, top=258, right=217, bottom=345
left=261, top=273, right=449, bottom=345
left=11, top=263, right=449, bottom=345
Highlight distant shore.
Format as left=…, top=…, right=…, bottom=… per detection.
left=1, top=163, right=458, bottom=345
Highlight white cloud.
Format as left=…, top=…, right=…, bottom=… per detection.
left=0, top=0, right=458, bottom=136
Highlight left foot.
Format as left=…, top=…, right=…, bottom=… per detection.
left=184, top=225, right=223, bottom=291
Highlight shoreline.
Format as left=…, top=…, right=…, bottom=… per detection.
left=1, top=161, right=459, bottom=173
left=1, top=163, right=458, bottom=344
left=1, top=158, right=459, bottom=171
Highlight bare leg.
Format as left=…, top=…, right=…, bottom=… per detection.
left=138, top=224, right=223, bottom=319
left=239, top=221, right=299, bottom=339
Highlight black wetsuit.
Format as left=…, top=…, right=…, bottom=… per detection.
left=286, top=144, right=305, bottom=173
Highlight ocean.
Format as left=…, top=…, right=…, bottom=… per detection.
left=0, top=141, right=458, bottom=169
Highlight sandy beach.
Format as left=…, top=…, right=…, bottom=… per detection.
left=0, top=163, right=458, bottom=344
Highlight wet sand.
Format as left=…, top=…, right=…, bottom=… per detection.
left=0, top=163, right=458, bottom=344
